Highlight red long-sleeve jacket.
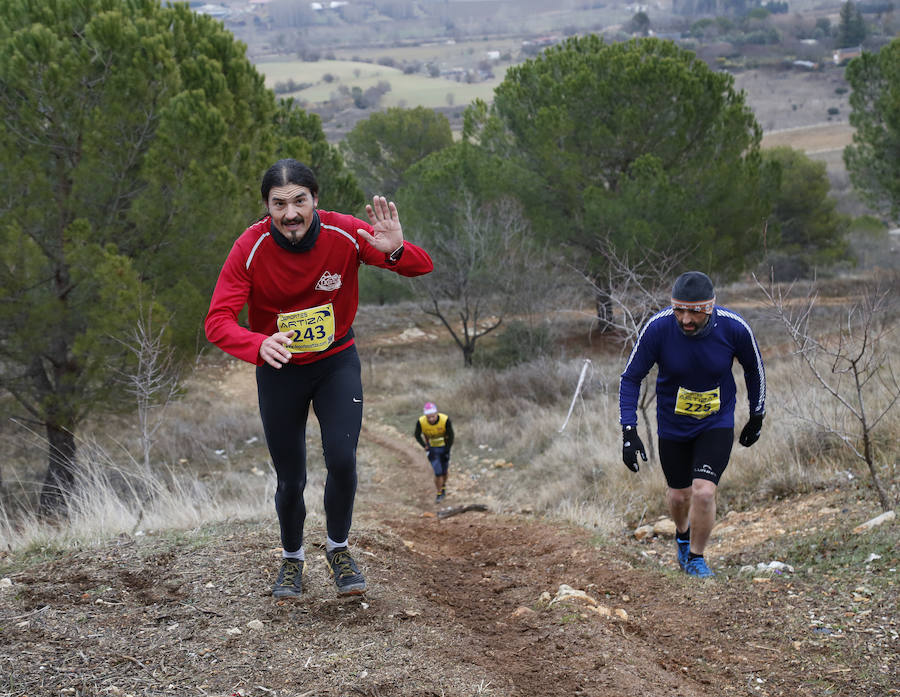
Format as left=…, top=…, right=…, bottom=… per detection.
left=205, top=211, right=433, bottom=366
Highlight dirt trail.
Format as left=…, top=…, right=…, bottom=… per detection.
left=359, top=426, right=793, bottom=697
left=0, top=361, right=893, bottom=697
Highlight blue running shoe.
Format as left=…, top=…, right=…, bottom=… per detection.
left=684, top=556, right=715, bottom=578
left=676, top=537, right=691, bottom=570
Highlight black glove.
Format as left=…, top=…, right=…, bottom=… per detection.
left=739, top=414, right=764, bottom=447
left=622, top=425, right=647, bottom=472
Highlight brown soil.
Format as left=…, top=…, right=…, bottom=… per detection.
left=2, top=406, right=897, bottom=697
left=2, top=337, right=897, bottom=697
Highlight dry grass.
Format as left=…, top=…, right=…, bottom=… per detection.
left=2, top=281, right=897, bottom=554
left=0, top=356, right=326, bottom=553
left=760, top=122, right=854, bottom=153
left=354, top=285, right=899, bottom=537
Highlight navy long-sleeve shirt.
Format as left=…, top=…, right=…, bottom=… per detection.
left=619, top=306, right=766, bottom=440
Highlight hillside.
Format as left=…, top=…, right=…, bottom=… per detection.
left=222, top=0, right=858, bottom=145
left=2, top=5, right=895, bottom=693
left=1, top=356, right=896, bottom=697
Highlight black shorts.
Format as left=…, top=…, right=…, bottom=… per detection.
left=658, top=428, right=734, bottom=489
left=427, top=446, right=450, bottom=476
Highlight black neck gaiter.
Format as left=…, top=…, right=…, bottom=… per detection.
left=270, top=211, right=320, bottom=253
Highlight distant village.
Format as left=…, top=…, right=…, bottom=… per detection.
left=190, top=0, right=365, bottom=21
left=188, top=0, right=561, bottom=83
left=188, top=0, right=870, bottom=78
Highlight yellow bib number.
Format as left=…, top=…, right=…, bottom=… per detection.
left=674, top=386, right=721, bottom=419
left=277, top=303, right=336, bottom=353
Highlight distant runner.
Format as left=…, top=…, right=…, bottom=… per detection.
left=205, top=159, right=433, bottom=598
left=414, top=402, right=455, bottom=503
left=619, top=271, right=766, bottom=578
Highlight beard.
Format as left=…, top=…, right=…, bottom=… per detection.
left=679, top=315, right=710, bottom=336
left=279, top=217, right=307, bottom=243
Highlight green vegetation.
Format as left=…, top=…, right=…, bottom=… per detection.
left=762, top=146, right=851, bottom=280
left=341, top=106, right=454, bottom=198
left=342, top=106, right=456, bottom=306
left=0, top=2, right=896, bottom=687
left=399, top=142, right=548, bottom=366
left=3, top=279, right=896, bottom=553
left=273, top=100, right=363, bottom=213
left=837, top=0, right=867, bottom=47
left=781, top=523, right=896, bottom=577
left=845, top=37, right=900, bottom=220
left=476, top=36, right=772, bottom=280
left=0, top=0, right=357, bottom=516
left=0, top=0, right=892, bottom=527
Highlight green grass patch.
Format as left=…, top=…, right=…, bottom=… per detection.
left=256, top=58, right=507, bottom=108
left=778, top=523, right=898, bottom=578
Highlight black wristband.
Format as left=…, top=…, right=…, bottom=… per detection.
left=386, top=244, right=404, bottom=265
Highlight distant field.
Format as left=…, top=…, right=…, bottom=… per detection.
left=256, top=58, right=507, bottom=109
left=252, top=32, right=859, bottom=158
left=733, top=67, right=851, bottom=133
left=761, top=123, right=855, bottom=153
left=328, top=37, right=524, bottom=66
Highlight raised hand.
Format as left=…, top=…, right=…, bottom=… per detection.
left=357, top=195, right=403, bottom=253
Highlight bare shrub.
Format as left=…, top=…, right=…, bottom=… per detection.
left=756, top=272, right=900, bottom=510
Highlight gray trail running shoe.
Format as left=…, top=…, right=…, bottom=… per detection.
left=272, top=558, right=305, bottom=598
left=325, top=547, right=367, bottom=596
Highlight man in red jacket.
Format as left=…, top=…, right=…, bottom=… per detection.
left=206, top=159, right=433, bottom=598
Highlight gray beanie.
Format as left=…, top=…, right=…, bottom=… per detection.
left=672, top=271, right=715, bottom=303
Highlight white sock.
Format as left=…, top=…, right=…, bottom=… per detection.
left=282, top=547, right=305, bottom=561
left=325, top=537, right=348, bottom=552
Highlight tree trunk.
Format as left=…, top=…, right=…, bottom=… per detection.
left=463, top=343, right=474, bottom=367
left=38, top=423, right=78, bottom=519
left=863, top=432, right=891, bottom=512
left=595, top=294, right=614, bottom=334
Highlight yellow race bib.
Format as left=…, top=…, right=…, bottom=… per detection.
left=277, top=303, right=336, bottom=353
left=674, top=386, right=721, bottom=419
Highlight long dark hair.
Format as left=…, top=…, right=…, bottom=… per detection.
left=260, top=159, right=319, bottom=202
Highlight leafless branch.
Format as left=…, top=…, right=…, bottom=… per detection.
left=418, top=194, right=552, bottom=366
left=581, top=230, right=692, bottom=351
left=755, top=271, right=898, bottom=511
left=112, top=307, right=181, bottom=473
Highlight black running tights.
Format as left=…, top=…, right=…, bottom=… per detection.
left=256, top=346, right=363, bottom=553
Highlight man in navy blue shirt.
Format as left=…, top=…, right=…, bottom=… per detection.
left=619, top=271, right=766, bottom=577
